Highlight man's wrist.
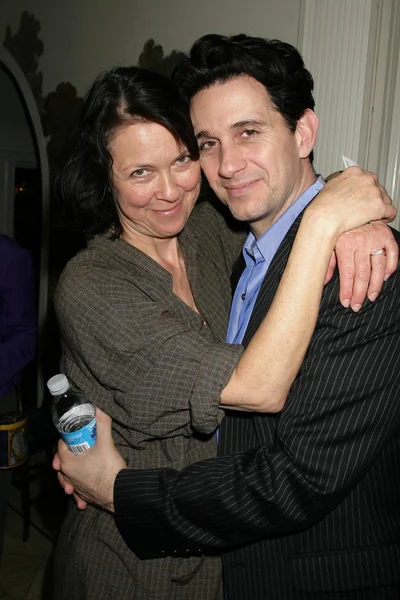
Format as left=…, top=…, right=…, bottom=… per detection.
left=98, top=467, right=120, bottom=513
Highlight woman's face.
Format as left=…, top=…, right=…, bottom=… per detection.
left=110, top=121, right=201, bottom=242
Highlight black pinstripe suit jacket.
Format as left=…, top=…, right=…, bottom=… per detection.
left=115, top=217, right=400, bottom=599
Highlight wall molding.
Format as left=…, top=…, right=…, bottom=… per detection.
left=298, top=0, right=375, bottom=178
left=298, top=0, right=400, bottom=220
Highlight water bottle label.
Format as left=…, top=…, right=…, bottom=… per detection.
left=61, top=417, right=97, bottom=454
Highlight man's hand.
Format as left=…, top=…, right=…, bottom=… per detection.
left=330, top=222, right=398, bottom=311
left=52, top=408, right=126, bottom=512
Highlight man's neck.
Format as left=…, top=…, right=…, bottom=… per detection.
left=250, top=172, right=318, bottom=239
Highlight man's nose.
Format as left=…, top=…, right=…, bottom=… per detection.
left=218, top=145, right=247, bottom=178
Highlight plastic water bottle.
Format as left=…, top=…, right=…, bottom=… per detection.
left=47, top=374, right=96, bottom=454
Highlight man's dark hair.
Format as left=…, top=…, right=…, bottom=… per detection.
left=172, top=33, right=315, bottom=135
left=57, top=66, right=199, bottom=239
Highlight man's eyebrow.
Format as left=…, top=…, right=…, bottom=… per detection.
left=231, top=119, right=265, bottom=130
left=195, top=119, right=266, bottom=140
left=195, top=129, right=212, bottom=140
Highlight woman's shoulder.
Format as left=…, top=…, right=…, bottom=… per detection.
left=55, top=236, right=123, bottom=298
left=186, top=195, right=247, bottom=267
left=55, top=233, right=168, bottom=309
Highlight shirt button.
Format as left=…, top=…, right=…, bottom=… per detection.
left=241, top=293, right=246, bottom=300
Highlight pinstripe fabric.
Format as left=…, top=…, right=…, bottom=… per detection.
left=53, top=200, right=245, bottom=600
left=115, top=216, right=400, bottom=599
left=221, top=218, right=400, bottom=599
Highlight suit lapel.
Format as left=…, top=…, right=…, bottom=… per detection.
left=242, top=214, right=301, bottom=347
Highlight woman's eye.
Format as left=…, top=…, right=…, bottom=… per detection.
left=130, top=168, right=148, bottom=178
left=176, top=154, right=191, bottom=165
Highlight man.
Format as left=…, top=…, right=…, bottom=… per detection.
left=0, top=234, right=36, bottom=561
left=57, top=35, right=400, bottom=598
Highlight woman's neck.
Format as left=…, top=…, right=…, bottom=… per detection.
left=122, top=229, right=182, bottom=270
left=122, top=229, right=199, bottom=314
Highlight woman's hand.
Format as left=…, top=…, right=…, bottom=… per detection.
left=332, top=222, right=398, bottom=310
left=305, top=167, right=398, bottom=311
left=52, top=408, right=126, bottom=512
left=307, top=167, right=396, bottom=236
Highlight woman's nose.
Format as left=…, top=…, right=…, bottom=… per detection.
left=155, top=174, right=180, bottom=202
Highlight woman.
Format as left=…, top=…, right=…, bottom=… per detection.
left=53, top=65, right=394, bottom=600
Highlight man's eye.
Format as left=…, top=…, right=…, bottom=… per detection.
left=242, top=129, right=258, bottom=138
left=199, top=140, right=216, bottom=152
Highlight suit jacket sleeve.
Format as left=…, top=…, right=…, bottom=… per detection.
left=114, top=252, right=400, bottom=559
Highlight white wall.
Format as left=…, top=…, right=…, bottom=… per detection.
left=0, top=0, right=302, bottom=97
left=299, top=0, right=400, bottom=218
left=299, top=0, right=376, bottom=177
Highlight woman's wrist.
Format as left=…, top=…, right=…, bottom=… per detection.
left=300, top=204, right=342, bottom=247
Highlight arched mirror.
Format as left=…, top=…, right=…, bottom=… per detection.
left=0, top=46, right=49, bottom=408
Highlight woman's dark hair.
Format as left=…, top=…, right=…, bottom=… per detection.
left=172, top=33, right=315, bottom=135
left=57, top=66, right=199, bottom=238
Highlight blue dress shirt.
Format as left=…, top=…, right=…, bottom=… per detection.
left=227, top=176, right=325, bottom=344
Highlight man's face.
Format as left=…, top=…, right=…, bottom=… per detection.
left=190, top=75, right=317, bottom=237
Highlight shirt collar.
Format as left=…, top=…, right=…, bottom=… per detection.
left=243, top=175, right=325, bottom=261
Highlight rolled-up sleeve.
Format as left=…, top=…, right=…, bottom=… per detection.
left=55, top=257, right=243, bottom=439
left=189, top=341, right=243, bottom=434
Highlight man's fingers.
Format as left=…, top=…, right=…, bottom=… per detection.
left=73, top=493, right=88, bottom=510
left=95, top=408, right=113, bottom=442
left=57, top=468, right=88, bottom=509
left=58, top=437, right=71, bottom=458
left=57, top=471, right=74, bottom=495
left=53, top=452, right=61, bottom=471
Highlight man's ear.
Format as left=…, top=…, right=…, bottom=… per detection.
left=295, top=109, right=318, bottom=159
